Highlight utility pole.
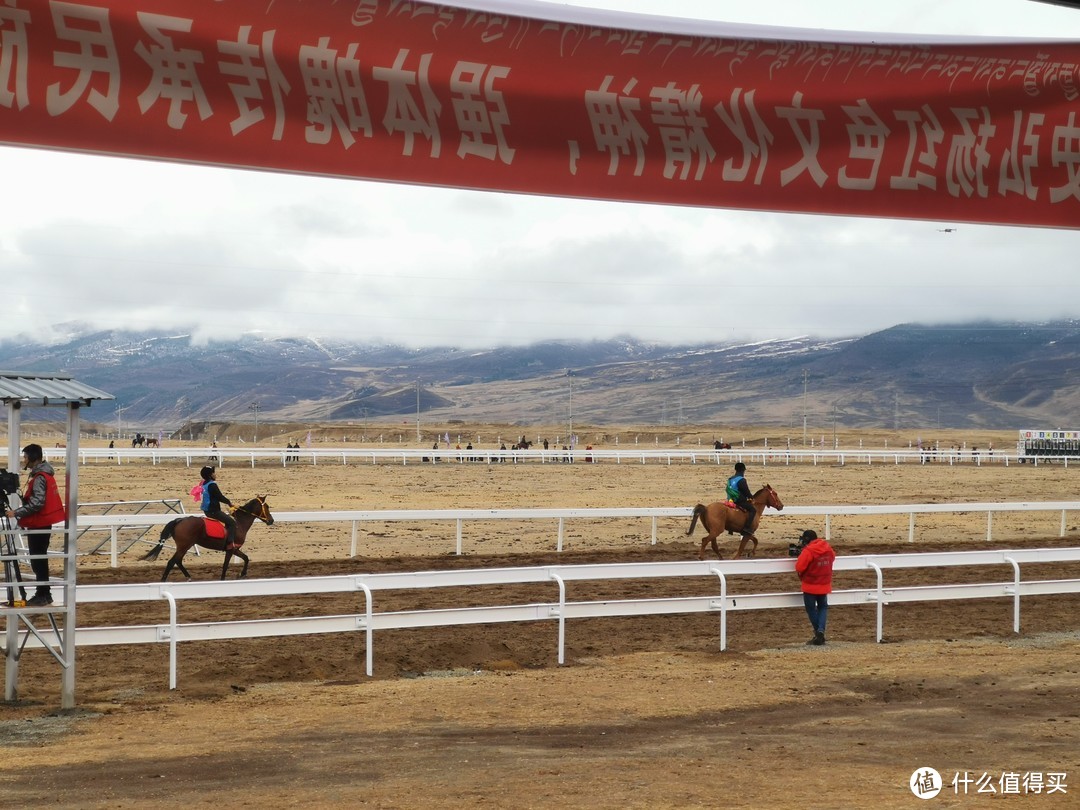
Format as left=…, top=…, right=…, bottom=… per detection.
left=115, top=404, right=127, bottom=439
left=568, top=371, right=573, bottom=445
left=249, top=401, right=261, bottom=442
left=802, top=370, right=808, bottom=447
left=416, top=381, right=421, bottom=442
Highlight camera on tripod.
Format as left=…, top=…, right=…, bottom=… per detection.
left=788, top=529, right=818, bottom=557
left=0, top=468, right=25, bottom=608
left=0, top=468, right=19, bottom=498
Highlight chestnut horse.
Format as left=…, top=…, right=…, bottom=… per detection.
left=686, top=485, right=784, bottom=560
left=140, top=496, right=274, bottom=581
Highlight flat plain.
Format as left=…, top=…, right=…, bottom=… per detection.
left=1, top=428, right=1078, bottom=808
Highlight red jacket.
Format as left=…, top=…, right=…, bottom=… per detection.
left=795, top=538, right=836, bottom=595
left=17, top=465, right=67, bottom=529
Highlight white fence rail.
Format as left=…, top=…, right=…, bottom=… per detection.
left=75, top=500, right=1080, bottom=562
left=12, top=547, right=1080, bottom=689
left=54, top=447, right=1063, bottom=467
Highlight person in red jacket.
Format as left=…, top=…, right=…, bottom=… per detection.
left=4, top=444, right=66, bottom=607
left=795, top=529, right=836, bottom=646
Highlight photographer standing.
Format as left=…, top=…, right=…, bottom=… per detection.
left=4, top=444, right=66, bottom=607
left=794, top=529, right=836, bottom=646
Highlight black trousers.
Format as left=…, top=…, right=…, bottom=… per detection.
left=25, top=530, right=51, bottom=596
left=738, top=502, right=757, bottom=532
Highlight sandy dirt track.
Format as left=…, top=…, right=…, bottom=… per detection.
left=2, top=438, right=1079, bottom=808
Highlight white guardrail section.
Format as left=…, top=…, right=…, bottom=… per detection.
left=59, top=447, right=1066, bottom=467
left=12, top=547, right=1080, bottom=689
left=76, top=501, right=1080, bottom=563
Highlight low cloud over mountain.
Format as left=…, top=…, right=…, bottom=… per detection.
left=2, top=321, right=1078, bottom=430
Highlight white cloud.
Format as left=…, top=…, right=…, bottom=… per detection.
left=2, top=0, right=1078, bottom=348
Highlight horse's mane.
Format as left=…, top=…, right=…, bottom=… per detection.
left=235, top=495, right=266, bottom=514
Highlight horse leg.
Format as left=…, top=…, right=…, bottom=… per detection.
left=697, top=529, right=722, bottom=561
left=733, top=536, right=747, bottom=559
left=234, top=550, right=250, bottom=578
left=733, top=530, right=758, bottom=559
left=220, top=551, right=233, bottom=580
left=162, top=552, right=192, bottom=581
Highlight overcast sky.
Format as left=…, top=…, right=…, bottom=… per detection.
left=4, top=0, right=1079, bottom=349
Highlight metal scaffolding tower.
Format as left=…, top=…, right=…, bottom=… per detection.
left=0, top=371, right=113, bottom=709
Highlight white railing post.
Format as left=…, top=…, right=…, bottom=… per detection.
left=357, top=582, right=373, bottom=677
left=550, top=573, right=566, bottom=665
left=868, top=562, right=884, bottom=642
left=1004, top=556, right=1021, bottom=634
left=710, top=567, right=728, bottom=651
left=161, top=591, right=178, bottom=690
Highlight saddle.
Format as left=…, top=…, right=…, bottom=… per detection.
left=201, top=517, right=227, bottom=539
left=201, top=517, right=241, bottom=545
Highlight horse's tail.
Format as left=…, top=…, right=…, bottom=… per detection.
left=686, top=504, right=707, bottom=535
left=140, top=518, right=182, bottom=561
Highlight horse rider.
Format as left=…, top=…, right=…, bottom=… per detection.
left=199, top=465, right=238, bottom=551
left=725, top=461, right=756, bottom=537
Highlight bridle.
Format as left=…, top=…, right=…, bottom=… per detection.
left=232, top=496, right=272, bottom=523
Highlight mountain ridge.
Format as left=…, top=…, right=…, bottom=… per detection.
left=1, top=321, right=1078, bottom=430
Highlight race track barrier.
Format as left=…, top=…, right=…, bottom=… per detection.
left=8, top=547, right=1080, bottom=689
left=74, top=500, right=1080, bottom=563
left=56, top=447, right=1058, bottom=468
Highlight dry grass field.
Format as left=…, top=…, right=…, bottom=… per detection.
left=1, top=426, right=1078, bottom=808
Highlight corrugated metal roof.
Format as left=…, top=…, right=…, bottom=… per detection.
left=0, top=371, right=113, bottom=405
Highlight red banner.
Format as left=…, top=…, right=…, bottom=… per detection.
left=2, top=1, right=1079, bottom=227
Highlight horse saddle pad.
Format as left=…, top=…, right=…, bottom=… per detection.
left=202, top=518, right=228, bottom=540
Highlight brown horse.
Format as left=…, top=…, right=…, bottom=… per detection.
left=140, top=496, right=274, bottom=581
left=686, top=485, right=784, bottom=560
